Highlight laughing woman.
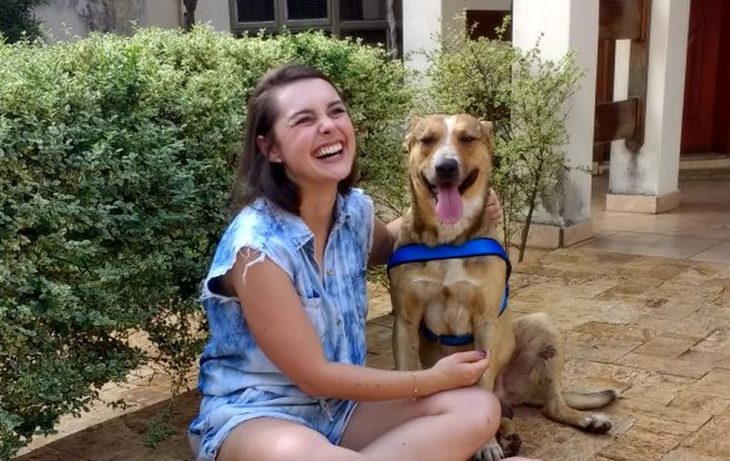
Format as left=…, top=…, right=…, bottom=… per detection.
left=188, top=63, right=540, bottom=461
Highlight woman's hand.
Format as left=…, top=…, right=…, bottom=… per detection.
left=486, top=188, right=503, bottom=224
left=426, top=350, right=491, bottom=392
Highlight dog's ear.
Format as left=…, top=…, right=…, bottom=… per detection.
left=480, top=120, right=494, bottom=138
left=404, top=116, right=421, bottom=152
left=480, top=120, right=496, bottom=154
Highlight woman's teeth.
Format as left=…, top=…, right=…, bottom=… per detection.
left=315, top=143, right=343, bottom=159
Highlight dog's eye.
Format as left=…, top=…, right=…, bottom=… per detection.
left=459, top=135, right=477, bottom=143
left=419, top=136, right=436, bottom=145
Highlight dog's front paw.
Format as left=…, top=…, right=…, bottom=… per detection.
left=472, top=437, right=504, bottom=461
left=497, top=431, right=522, bottom=457
left=578, top=412, right=612, bottom=433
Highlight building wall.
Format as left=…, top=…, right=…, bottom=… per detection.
left=403, top=0, right=510, bottom=73
left=34, top=0, right=230, bottom=40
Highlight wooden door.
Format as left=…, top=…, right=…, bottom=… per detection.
left=681, top=0, right=729, bottom=154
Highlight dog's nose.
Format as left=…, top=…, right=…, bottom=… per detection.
left=435, top=159, right=459, bottom=181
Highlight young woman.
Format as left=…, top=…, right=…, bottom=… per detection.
left=188, top=63, right=540, bottom=461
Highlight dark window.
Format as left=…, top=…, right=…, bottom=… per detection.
left=341, top=28, right=387, bottom=46
left=237, top=0, right=275, bottom=22
left=231, top=0, right=402, bottom=57
left=286, top=0, right=328, bottom=20
left=340, top=0, right=385, bottom=20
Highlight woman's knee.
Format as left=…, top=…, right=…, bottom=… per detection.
left=218, top=419, right=333, bottom=461
left=430, top=387, right=502, bottom=442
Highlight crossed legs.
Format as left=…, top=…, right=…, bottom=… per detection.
left=218, top=386, right=537, bottom=461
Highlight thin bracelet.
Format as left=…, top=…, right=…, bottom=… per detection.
left=411, top=371, right=419, bottom=401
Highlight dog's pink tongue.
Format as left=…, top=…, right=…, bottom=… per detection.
left=435, top=184, right=463, bottom=224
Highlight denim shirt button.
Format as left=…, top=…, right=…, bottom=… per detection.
left=326, top=269, right=334, bottom=276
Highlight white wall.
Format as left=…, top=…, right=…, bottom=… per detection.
left=403, top=0, right=511, bottom=73
left=195, top=0, right=230, bottom=33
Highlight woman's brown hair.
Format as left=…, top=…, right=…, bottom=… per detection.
left=229, top=63, right=358, bottom=215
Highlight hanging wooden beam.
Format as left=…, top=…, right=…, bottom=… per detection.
left=594, top=0, right=651, bottom=152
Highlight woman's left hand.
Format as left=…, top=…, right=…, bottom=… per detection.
left=486, top=188, right=503, bottom=223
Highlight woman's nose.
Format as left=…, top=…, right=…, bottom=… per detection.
left=318, top=115, right=335, bottom=133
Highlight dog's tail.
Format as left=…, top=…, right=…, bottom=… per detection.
left=562, top=389, right=620, bottom=410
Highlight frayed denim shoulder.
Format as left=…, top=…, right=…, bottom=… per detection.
left=200, top=198, right=300, bottom=303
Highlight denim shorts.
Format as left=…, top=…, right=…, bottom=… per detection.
left=188, top=387, right=358, bottom=461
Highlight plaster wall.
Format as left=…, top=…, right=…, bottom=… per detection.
left=403, top=0, right=511, bottom=73
left=195, top=0, right=230, bottom=32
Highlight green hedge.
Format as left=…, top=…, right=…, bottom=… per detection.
left=0, top=26, right=412, bottom=458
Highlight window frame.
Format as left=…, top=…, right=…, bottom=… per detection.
left=230, top=0, right=402, bottom=55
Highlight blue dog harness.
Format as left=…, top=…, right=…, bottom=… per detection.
left=387, top=237, right=511, bottom=346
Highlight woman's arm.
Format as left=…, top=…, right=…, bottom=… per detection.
left=224, top=249, right=489, bottom=401
left=368, top=217, right=400, bottom=266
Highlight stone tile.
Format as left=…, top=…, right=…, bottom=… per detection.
left=681, top=413, right=730, bottom=458
left=630, top=311, right=722, bottom=340
left=631, top=335, right=700, bottom=359
left=598, top=425, right=684, bottom=461
left=565, top=322, right=648, bottom=363
left=562, top=359, right=652, bottom=392
left=615, top=351, right=715, bottom=379
left=690, top=327, right=730, bottom=355
left=660, top=447, right=728, bottom=461
left=670, top=369, right=730, bottom=416
left=690, top=241, right=730, bottom=264
left=621, top=373, right=697, bottom=406
left=579, top=232, right=721, bottom=260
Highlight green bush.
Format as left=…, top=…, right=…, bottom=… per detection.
left=0, top=26, right=412, bottom=458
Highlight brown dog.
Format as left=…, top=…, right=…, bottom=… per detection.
left=388, top=114, right=618, bottom=461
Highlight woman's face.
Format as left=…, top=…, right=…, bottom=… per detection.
left=258, top=78, right=356, bottom=192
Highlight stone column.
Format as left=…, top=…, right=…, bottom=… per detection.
left=512, top=0, right=599, bottom=247
left=607, top=0, right=691, bottom=213
left=402, top=0, right=444, bottom=73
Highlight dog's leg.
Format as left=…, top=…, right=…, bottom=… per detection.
left=471, top=308, right=516, bottom=461
left=496, top=400, right=521, bottom=457
left=513, top=313, right=616, bottom=434
left=391, top=286, right=425, bottom=371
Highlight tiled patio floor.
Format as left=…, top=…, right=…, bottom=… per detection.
left=15, top=169, right=730, bottom=461
left=17, top=246, right=730, bottom=461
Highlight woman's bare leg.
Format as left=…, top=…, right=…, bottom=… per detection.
left=341, top=386, right=501, bottom=461
left=217, top=417, right=365, bottom=461
left=217, top=388, right=541, bottom=461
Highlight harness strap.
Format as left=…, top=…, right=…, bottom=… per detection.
left=388, top=237, right=511, bottom=347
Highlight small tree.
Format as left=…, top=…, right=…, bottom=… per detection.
left=422, top=18, right=583, bottom=261
left=183, top=0, right=198, bottom=32
left=0, top=0, right=49, bottom=43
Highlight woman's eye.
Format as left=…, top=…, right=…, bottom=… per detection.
left=330, top=106, right=347, bottom=116
left=294, top=116, right=315, bottom=125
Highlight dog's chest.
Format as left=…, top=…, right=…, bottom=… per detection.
left=408, top=258, right=486, bottom=331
